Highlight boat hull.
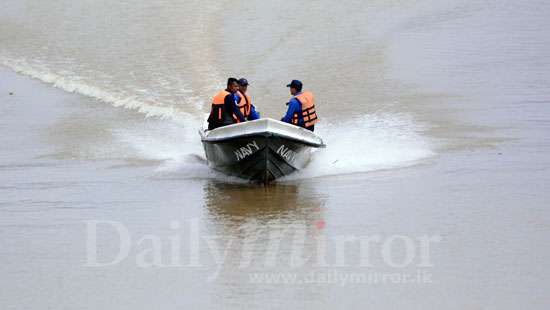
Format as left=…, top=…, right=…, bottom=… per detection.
left=202, top=133, right=316, bottom=183
left=200, top=118, right=325, bottom=183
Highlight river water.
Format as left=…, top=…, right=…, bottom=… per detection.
left=1, top=0, right=549, bottom=309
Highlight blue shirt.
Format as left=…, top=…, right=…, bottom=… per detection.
left=281, top=94, right=303, bottom=125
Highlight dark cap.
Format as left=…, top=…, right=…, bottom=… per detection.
left=238, top=78, right=249, bottom=86
left=286, top=80, right=303, bottom=90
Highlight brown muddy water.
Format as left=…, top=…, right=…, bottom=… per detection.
left=1, top=0, right=550, bottom=309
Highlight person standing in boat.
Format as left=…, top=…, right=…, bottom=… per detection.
left=237, top=78, right=261, bottom=121
left=207, top=77, right=246, bottom=130
left=281, top=80, right=319, bottom=132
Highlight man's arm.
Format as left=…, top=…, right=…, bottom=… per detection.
left=225, top=94, right=246, bottom=122
left=248, top=104, right=260, bottom=120
left=281, top=98, right=300, bottom=123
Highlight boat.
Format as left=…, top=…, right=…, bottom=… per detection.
left=199, top=118, right=326, bottom=183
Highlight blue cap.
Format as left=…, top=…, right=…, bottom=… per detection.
left=286, top=80, right=303, bottom=90
left=238, top=78, right=249, bottom=86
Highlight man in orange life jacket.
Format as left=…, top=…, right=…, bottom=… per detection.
left=207, top=77, right=246, bottom=130
left=236, top=78, right=260, bottom=121
left=281, top=80, right=319, bottom=132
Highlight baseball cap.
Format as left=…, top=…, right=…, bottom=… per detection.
left=238, top=78, right=249, bottom=86
left=286, top=80, right=303, bottom=89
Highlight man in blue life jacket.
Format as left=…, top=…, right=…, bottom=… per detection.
left=281, top=80, right=319, bottom=131
left=207, top=78, right=246, bottom=130
left=236, top=78, right=260, bottom=121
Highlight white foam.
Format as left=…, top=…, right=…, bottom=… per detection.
left=134, top=113, right=433, bottom=180
left=0, top=55, right=195, bottom=123
left=286, top=113, right=435, bottom=180
left=112, top=118, right=203, bottom=161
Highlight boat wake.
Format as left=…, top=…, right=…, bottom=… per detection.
left=0, top=55, right=200, bottom=123
left=137, top=113, right=435, bottom=181
left=1, top=56, right=434, bottom=181
left=287, top=113, right=434, bottom=180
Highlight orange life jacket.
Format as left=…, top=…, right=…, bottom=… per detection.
left=237, top=91, right=251, bottom=119
left=210, top=90, right=239, bottom=123
left=292, top=91, right=318, bottom=127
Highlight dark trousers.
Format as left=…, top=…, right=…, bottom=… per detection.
left=305, top=125, right=314, bottom=132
